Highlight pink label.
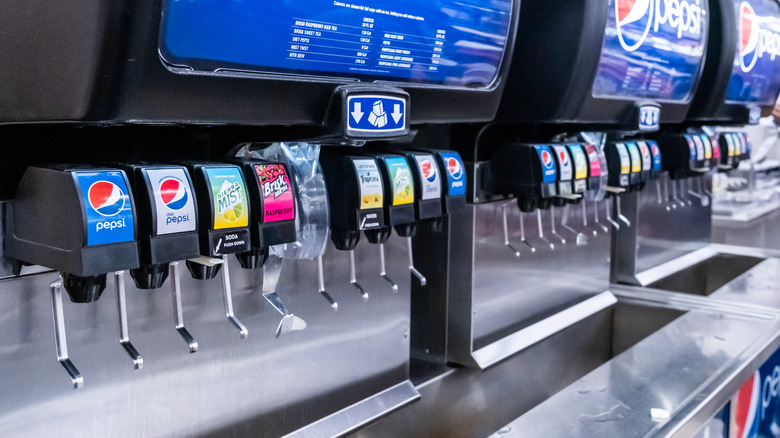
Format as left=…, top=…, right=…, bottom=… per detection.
left=584, top=144, right=601, bottom=177
left=255, top=164, right=295, bottom=222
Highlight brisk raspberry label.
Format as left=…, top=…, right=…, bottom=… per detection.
left=255, top=164, right=295, bottom=222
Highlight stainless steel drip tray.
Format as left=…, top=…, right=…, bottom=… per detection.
left=487, top=292, right=780, bottom=438
left=634, top=244, right=780, bottom=296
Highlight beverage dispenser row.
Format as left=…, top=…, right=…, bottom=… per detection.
left=2, top=149, right=465, bottom=388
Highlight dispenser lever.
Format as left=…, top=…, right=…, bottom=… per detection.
left=378, top=243, right=398, bottom=291
left=51, top=277, right=83, bottom=389
left=170, top=261, right=198, bottom=353
left=501, top=202, right=521, bottom=257
left=349, top=250, right=368, bottom=300
left=220, top=256, right=248, bottom=339
left=317, top=256, right=338, bottom=311
left=262, top=256, right=306, bottom=337
left=114, top=271, right=143, bottom=369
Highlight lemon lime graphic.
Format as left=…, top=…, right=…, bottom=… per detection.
left=223, top=202, right=243, bottom=222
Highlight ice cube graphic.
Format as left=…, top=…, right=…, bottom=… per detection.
left=368, top=101, right=388, bottom=128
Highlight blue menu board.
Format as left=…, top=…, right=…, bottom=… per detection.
left=159, top=0, right=512, bottom=88
left=592, top=0, right=708, bottom=102
left=726, top=0, right=780, bottom=105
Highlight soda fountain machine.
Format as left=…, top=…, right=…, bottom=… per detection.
left=0, top=0, right=520, bottom=437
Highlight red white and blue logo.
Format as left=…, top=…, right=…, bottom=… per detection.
left=741, top=2, right=760, bottom=72
left=160, top=177, right=189, bottom=211
left=617, top=0, right=653, bottom=51
left=88, top=181, right=126, bottom=217
left=447, top=157, right=463, bottom=179
left=558, top=150, right=570, bottom=167
left=615, top=0, right=704, bottom=52
left=421, top=159, right=437, bottom=183
left=76, top=171, right=134, bottom=246
left=733, top=370, right=760, bottom=438
left=541, top=150, right=554, bottom=169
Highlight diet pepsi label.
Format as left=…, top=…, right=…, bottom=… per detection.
left=145, top=168, right=196, bottom=236
left=75, top=171, right=135, bottom=246
left=439, top=152, right=466, bottom=197
left=638, top=141, right=653, bottom=171
left=553, top=146, right=573, bottom=182
left=535, top=145, right=558, bottom=184
left=727, top=0, right=780, bottom=105
left=594, top=0, right=707, bottom=102
left=693, top=135, right=705, bottom=160
left=414, top=155, right=442, bottom=201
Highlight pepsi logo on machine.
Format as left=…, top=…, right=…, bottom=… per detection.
left=615, top=0, right=705, bottom=52
left=447, top=157, right=463, bottom=179
left=159, top=178, right=189, bottom=211
left=594, top=0, right=706, bottom=102
left=739, top=1, right=780, bottom=73
left=422, top=159, right=437, bottom=183
left=542, top=150, right=554, bottom=169
left=88, top=181, right=126, bottom=217
left=76, top=172, right=135, bottom=245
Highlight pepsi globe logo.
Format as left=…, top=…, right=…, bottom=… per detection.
left=739, top=1, right=780, bottom=73
left=88, top=181, right=126, bottom=217
left=447, top=157, right=463, bottom=179
left=559, top=150, right=570, bottom=167
left=615, top=0, right=704, bottom=52
left=159, top=177, right=189, bottom=211
left=421, top=159, right=437, bottom=183
left=541, top=150, right=554, bottom=169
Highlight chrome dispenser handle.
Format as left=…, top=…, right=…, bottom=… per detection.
left=501, top=202, right=521, bottom=257
left=50, top=277, right=83, bottom=389
left=170, top=261, right=198, bottom=353
left=378, top=243, right=398, bottom=291
left=220, top=256, right=248, bottom=339
left=317, top=256, right=338, bottom=311
left=114, top=271, right=143, bottom=369
left=349, top=250, right=368, bottom=301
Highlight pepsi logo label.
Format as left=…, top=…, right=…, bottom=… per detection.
left=553, top=146, right=573, bottom=181
left=616, top=0, right=705, bottom=53
left=414, top=155, right=442, bottom=201
left=535, top=146, right=558, bottom=183
left=75, top=171, right=135, bottom=246
left=447, top=157, right=463, bottom=179
left=541, top=150, right=554, bottom=169
left=439, top=152, right=466, bottom=196
left=146, top=168, right=197, bottom=236
left=739, top=1, right=780, bottom=73
left=88, top=181, right=126, bottom=217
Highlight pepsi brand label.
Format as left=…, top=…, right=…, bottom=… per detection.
left=553, top=146, right=573, bottom=181
left=615, top=143, right=631, bottom=175
left=254, top=164, right=295, bottom=223
left=145, top=168, right=196, bottom=236
left=730, top=347, right=780, bottom=438
left=352, top=159, right=384, bottom=213
left=75, top=171, right=135, bottom=246
left=384, top=157, right=414, bottom=206
left=727, top=0, right=780, bottom=105
left=414, top=155, right=442, bottom=201
left=439, top=152, right=466, bottom=196
left=569, top=145, right=589, bottom=180
left=649, top=141, right=662, bottom=170
left=535, top=145, right=558, bottom=184
left=638, top=141, right=652, bottom=171
left=626, top=142, right=642, bottom=173
left=594, top=0, right=707, bottom=102
left=205, top=167, right=249, bottom=231
left=584, top=144, right=602, bottom=177
left=685, top=135, right=697, bottom=159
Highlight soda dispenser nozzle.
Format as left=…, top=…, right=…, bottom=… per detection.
left=114, top=271, right=143, bottom=369
left=177, top=162, right=252, bottom=338
left=170, top=261, right=198, bottom=353
left=6, top=166, right=142, bottom=386
left=261, top=256, right=307, bottom=337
